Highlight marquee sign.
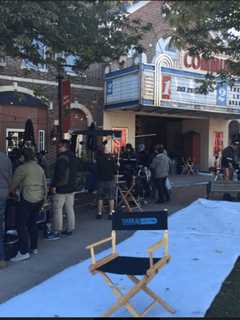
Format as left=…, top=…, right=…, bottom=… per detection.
left=104, top=60, right=240, bottom=115
left=105, top=65, right=140, bottom=108
left=183, top=52, right=228, bottom=73
left=160, top=68, right=240, bottom=113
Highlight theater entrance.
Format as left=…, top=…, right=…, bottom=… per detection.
left=136, top=115, right=183, bottom=158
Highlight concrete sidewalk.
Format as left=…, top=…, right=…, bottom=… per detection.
left=0, top=175, right=210, bottom=305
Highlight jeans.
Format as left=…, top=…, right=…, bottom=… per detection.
left=53, top=193, right=75, bottom=232
left=155, top=177, right=170, bottom=203
left=17, top=199, right=43, bottom=254
left=0, top=199, right=6, bottom=260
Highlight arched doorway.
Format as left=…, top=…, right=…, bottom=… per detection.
left=70, top=101, right=93, bottom=127
left=69, top=102, right=94, bottom=158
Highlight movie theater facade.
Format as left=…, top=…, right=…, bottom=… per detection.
left=103, top=48, right=240, bottom=171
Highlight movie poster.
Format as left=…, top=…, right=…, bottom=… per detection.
left=112, top=128, right=128, bottom=154
left=213, top=131, right=223, bottom=156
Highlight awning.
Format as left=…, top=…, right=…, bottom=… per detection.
left=0, top=91, right=48, bottom=108
left=105, top=104, right=240, bottom=120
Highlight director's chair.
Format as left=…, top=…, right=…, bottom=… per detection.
left=116, top=175, right=142, bottom=212
left=86, top=210, right=175, bottom=317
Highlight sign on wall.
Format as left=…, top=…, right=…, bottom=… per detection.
left=106, top=80, right=113, bottom=95
left=161, top=69, right=240, bottom=112
left=213, top=132, right=224, bottom=156
left=112, top=127, right=128, bottom=154
left=105, top=73, right=139, bottom=105
left=63, top=79, right=71, bottom=133
left=161, top=73, right=217, bottom=106
left=216, top=83, right=227, bottom=106
left=142, top=71, right=154, bottom=101
left=104, top=59, right=240, bottom=115
left=162, top=75, right=171, bottom=100
left=182, top=52, right=228, bottom=73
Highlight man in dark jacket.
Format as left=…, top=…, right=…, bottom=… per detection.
left=96, top=144, right=117, bottom=220
left=150, top=145, right=170, bottom=203
left=221, top=140, right=239, bottom=180
left=0, top=152, right=12, bottom=268
left=50, top=140, right=78, bottom=238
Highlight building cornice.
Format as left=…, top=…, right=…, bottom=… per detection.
left=0, top=74, right=103, bottom=91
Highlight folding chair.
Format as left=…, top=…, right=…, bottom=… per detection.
left=116, top=175, right=142, bottom=212
left=86, top=210, right=175, bottom=317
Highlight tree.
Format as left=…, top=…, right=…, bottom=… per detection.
left=162, top=0, right=240, bottom=90
left=0, top=0, right=151, bottom=71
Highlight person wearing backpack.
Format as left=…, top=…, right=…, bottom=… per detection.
left=49, top=140, right=78, bottom=239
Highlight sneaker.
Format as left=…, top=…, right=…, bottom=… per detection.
left=0, top=260, right=8, bottom=269
left=61, top=230, right=73, bottom=236
left=108, top=210, right=115, bottom=220
left=46, top=232, right=61, bottom=240
left=31, top=249, right=38, bottom=255
left=96, top=213, right=103, bottom=220
left=10, top=252, right=30, bottom=262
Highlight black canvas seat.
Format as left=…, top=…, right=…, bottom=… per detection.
left=86, top=210, right=175, bottom=317
left=97, top=256, right=162, bottom=275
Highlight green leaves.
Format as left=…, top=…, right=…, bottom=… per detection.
left=0, top=0, right=150, bottom=72
left=163, top=0, right=240, bottom=87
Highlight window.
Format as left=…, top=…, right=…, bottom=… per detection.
left=39, top=130, right=45, bottom=152
left=6, top=129, right=24, bottom=153
left=49, top=101, right=53, bottom=111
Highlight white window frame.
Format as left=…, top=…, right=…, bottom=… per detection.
left=6, top=128, right=24, bottom=153
left=38, top=130, right=46, bottom=152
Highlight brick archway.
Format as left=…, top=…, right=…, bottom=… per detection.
left=70, top=101, right=93, bottom=126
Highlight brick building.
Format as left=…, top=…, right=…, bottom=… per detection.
left=0, top=55, right=104, bottom=161
left=103, top=1, right=240, bottom=171
left=2, top=0, right=240, bottom=170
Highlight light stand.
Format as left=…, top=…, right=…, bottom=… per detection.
left=112, top=135, right=121, bottom=209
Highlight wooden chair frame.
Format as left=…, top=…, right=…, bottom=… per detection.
left=86, top=226, right=175, bottom=317
left=116, top=176, right=142, bottom=212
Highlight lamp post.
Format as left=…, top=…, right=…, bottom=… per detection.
left=56, top=62, right=85, bottom=142
left=57, top=64, right=64, bottom=141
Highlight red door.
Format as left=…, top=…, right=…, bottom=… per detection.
left=183, top=131, right=200, bottom=165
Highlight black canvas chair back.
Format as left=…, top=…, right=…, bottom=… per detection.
left=112, top=209, right=168, bottom=231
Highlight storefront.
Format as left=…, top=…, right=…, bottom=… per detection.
left=103, top=51, right=240, bottom=171
left=0, top=90, right=48, bottom=153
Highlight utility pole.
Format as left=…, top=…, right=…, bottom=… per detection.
left=57, top=65, right=64, bottom=141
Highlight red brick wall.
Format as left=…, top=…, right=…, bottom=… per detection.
left=0, top=104, right=48, bottom=152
